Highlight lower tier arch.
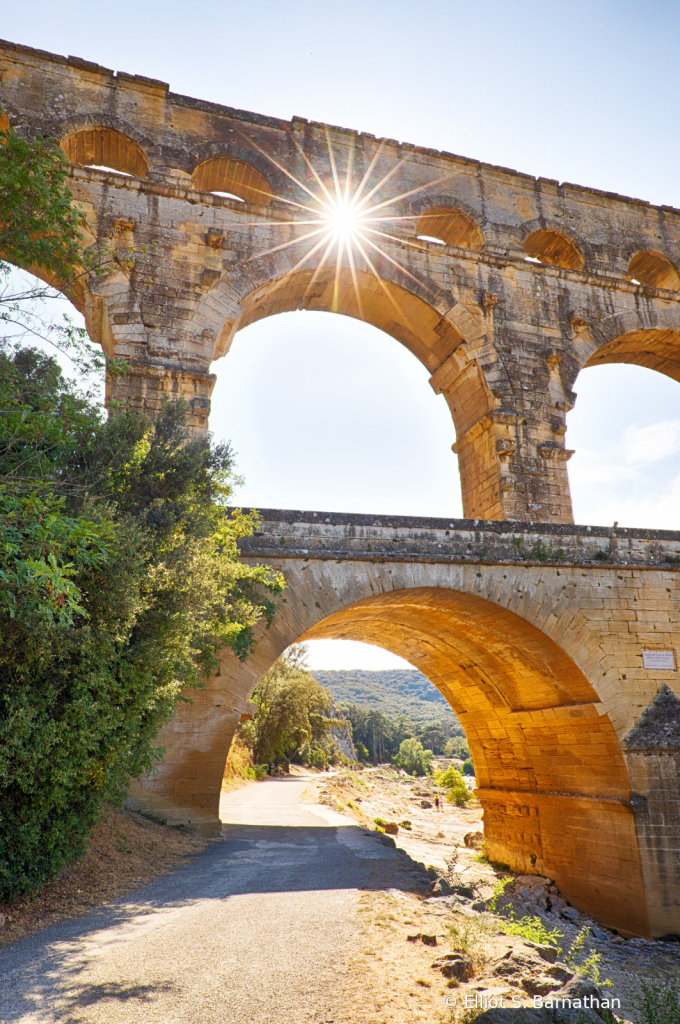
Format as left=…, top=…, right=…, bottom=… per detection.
left=125, top=555, right=676, bottom=939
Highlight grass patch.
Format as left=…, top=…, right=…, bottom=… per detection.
left=475, top=854, right=510, bottom=871
left=635, top=979, right=680, bottom=1024
left=501, top=914, right=563, bottom=945
left=565, top=927, right=612, bottom=988
left=487, top=881, right=563, bottom=945
left=448, top=913, right=492, bottom=971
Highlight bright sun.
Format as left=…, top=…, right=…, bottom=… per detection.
left=323, top=198, right=363, bottom=240
left=230, top=126, right=450, bottom=316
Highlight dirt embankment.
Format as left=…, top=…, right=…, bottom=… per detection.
left=0, top=804, right=207, bottom=947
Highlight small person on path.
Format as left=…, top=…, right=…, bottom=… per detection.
left=435, top=796, right=440, bottom=812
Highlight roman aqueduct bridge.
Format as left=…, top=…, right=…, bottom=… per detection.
left=2, top=39, right=680, bottom=939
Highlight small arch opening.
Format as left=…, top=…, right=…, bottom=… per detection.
left=415, top=206, right=483, bottom=250
left=628, top=250, right=680, bottom=290
left=192, top=156, right=272, bottom=206
left=60, top=127, right=149, bottom=178
left=211, top=191, right=246, bottom=202
left=524, top=229, right=584, bottom=271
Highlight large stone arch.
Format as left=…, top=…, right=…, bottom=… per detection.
left=129, top=555, right=653, bottom=937
left=214, top=265, right=464, bottom=372
left=194, top=261, right=505, bottom=518
left=581, top=307, right=680, bottom=383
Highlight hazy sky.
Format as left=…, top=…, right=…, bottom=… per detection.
left=5, top=1, right=680, bottom=669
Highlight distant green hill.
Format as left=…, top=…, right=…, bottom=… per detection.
left=312, top=669, right=459, bottom=726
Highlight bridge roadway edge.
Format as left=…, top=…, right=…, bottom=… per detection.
left=125, top=510, right=680, bottom=940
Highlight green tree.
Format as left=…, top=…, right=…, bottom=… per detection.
left=444, top=735, right=470, bottom=759
left=0, top=117, right=85, bottom=280
left=0, top=348, right=284, bottom=898
left=354, top=741, right=370, bottom=762
left=240, top=646, right=343, bottom=767
left=419, top=725, right=447, bottom=754
left=395, top=737, right=434, bottom=776
left=434, top=765, right=471, bottom=807
left=0, top=118, right=284, bottom=897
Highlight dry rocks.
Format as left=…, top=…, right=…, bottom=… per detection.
left=406, top=932, right=438, bottom=946
left=472, top=978, right=612, bottom=1023
left=426, top=877, right=453, bottom=898
left=431, top=951, right=475, bottom=981
left=491, top=944, right=574, bottom=997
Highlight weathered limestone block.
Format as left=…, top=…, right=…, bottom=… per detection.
left=624, top=685, right=680, bottom=939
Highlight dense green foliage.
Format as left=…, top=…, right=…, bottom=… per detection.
left=239, top=646, right=347, bottom=768
left=339, top=700, right=465, bottom=763
left=444, top=734, right=470, bottom=759
left=0, top=120, right=283, bottom=898
left=434, top=765, right=471, bottom=806
left=0, top=119, right=85, bottom=280
left=0, top=345, right=283, bottom=898
left=395, top=737, right=434, bottom=776
left=313, top=668, right=461, bottom=726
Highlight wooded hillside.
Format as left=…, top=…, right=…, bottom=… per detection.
left=311, top=670, right=459, bottom=726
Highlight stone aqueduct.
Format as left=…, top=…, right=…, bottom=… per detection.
left=2, top=39, right=680, bottom=939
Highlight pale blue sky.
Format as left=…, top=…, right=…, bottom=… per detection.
left=4, top=2, right=680, bottom=669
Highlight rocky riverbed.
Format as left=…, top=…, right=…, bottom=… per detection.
left=317, top=767, right=680, bottom=1023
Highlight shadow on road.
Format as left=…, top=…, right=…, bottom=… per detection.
left=0, top=818, right=434, bottom=1022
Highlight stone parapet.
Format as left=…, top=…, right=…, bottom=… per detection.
left=237, top=508, right=680, bottom=568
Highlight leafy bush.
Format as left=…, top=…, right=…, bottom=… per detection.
left=225, top=735, right=268, bottom=781
left=500, top=914, right=563, bottom=946
left=0, top=351, right=282, bottom=899
left=461, top=758, right=475, bottom=776
left=564, top=927, right=612, bottom=988
left=487, top=877, right=513, bottom=913
left=394, top=737, right=434, bottom=775
left=434, top=765, right=471, bottom=806
left=448, top=914, right=491, bottom=956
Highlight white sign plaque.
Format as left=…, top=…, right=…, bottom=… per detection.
left=642, top=650, right=676, bottom=670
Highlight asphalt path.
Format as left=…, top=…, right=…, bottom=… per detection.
left=0, top=777, right=418, bottom=1024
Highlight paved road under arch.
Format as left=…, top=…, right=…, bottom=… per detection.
left=0, top=778, right=412, bottom=1024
